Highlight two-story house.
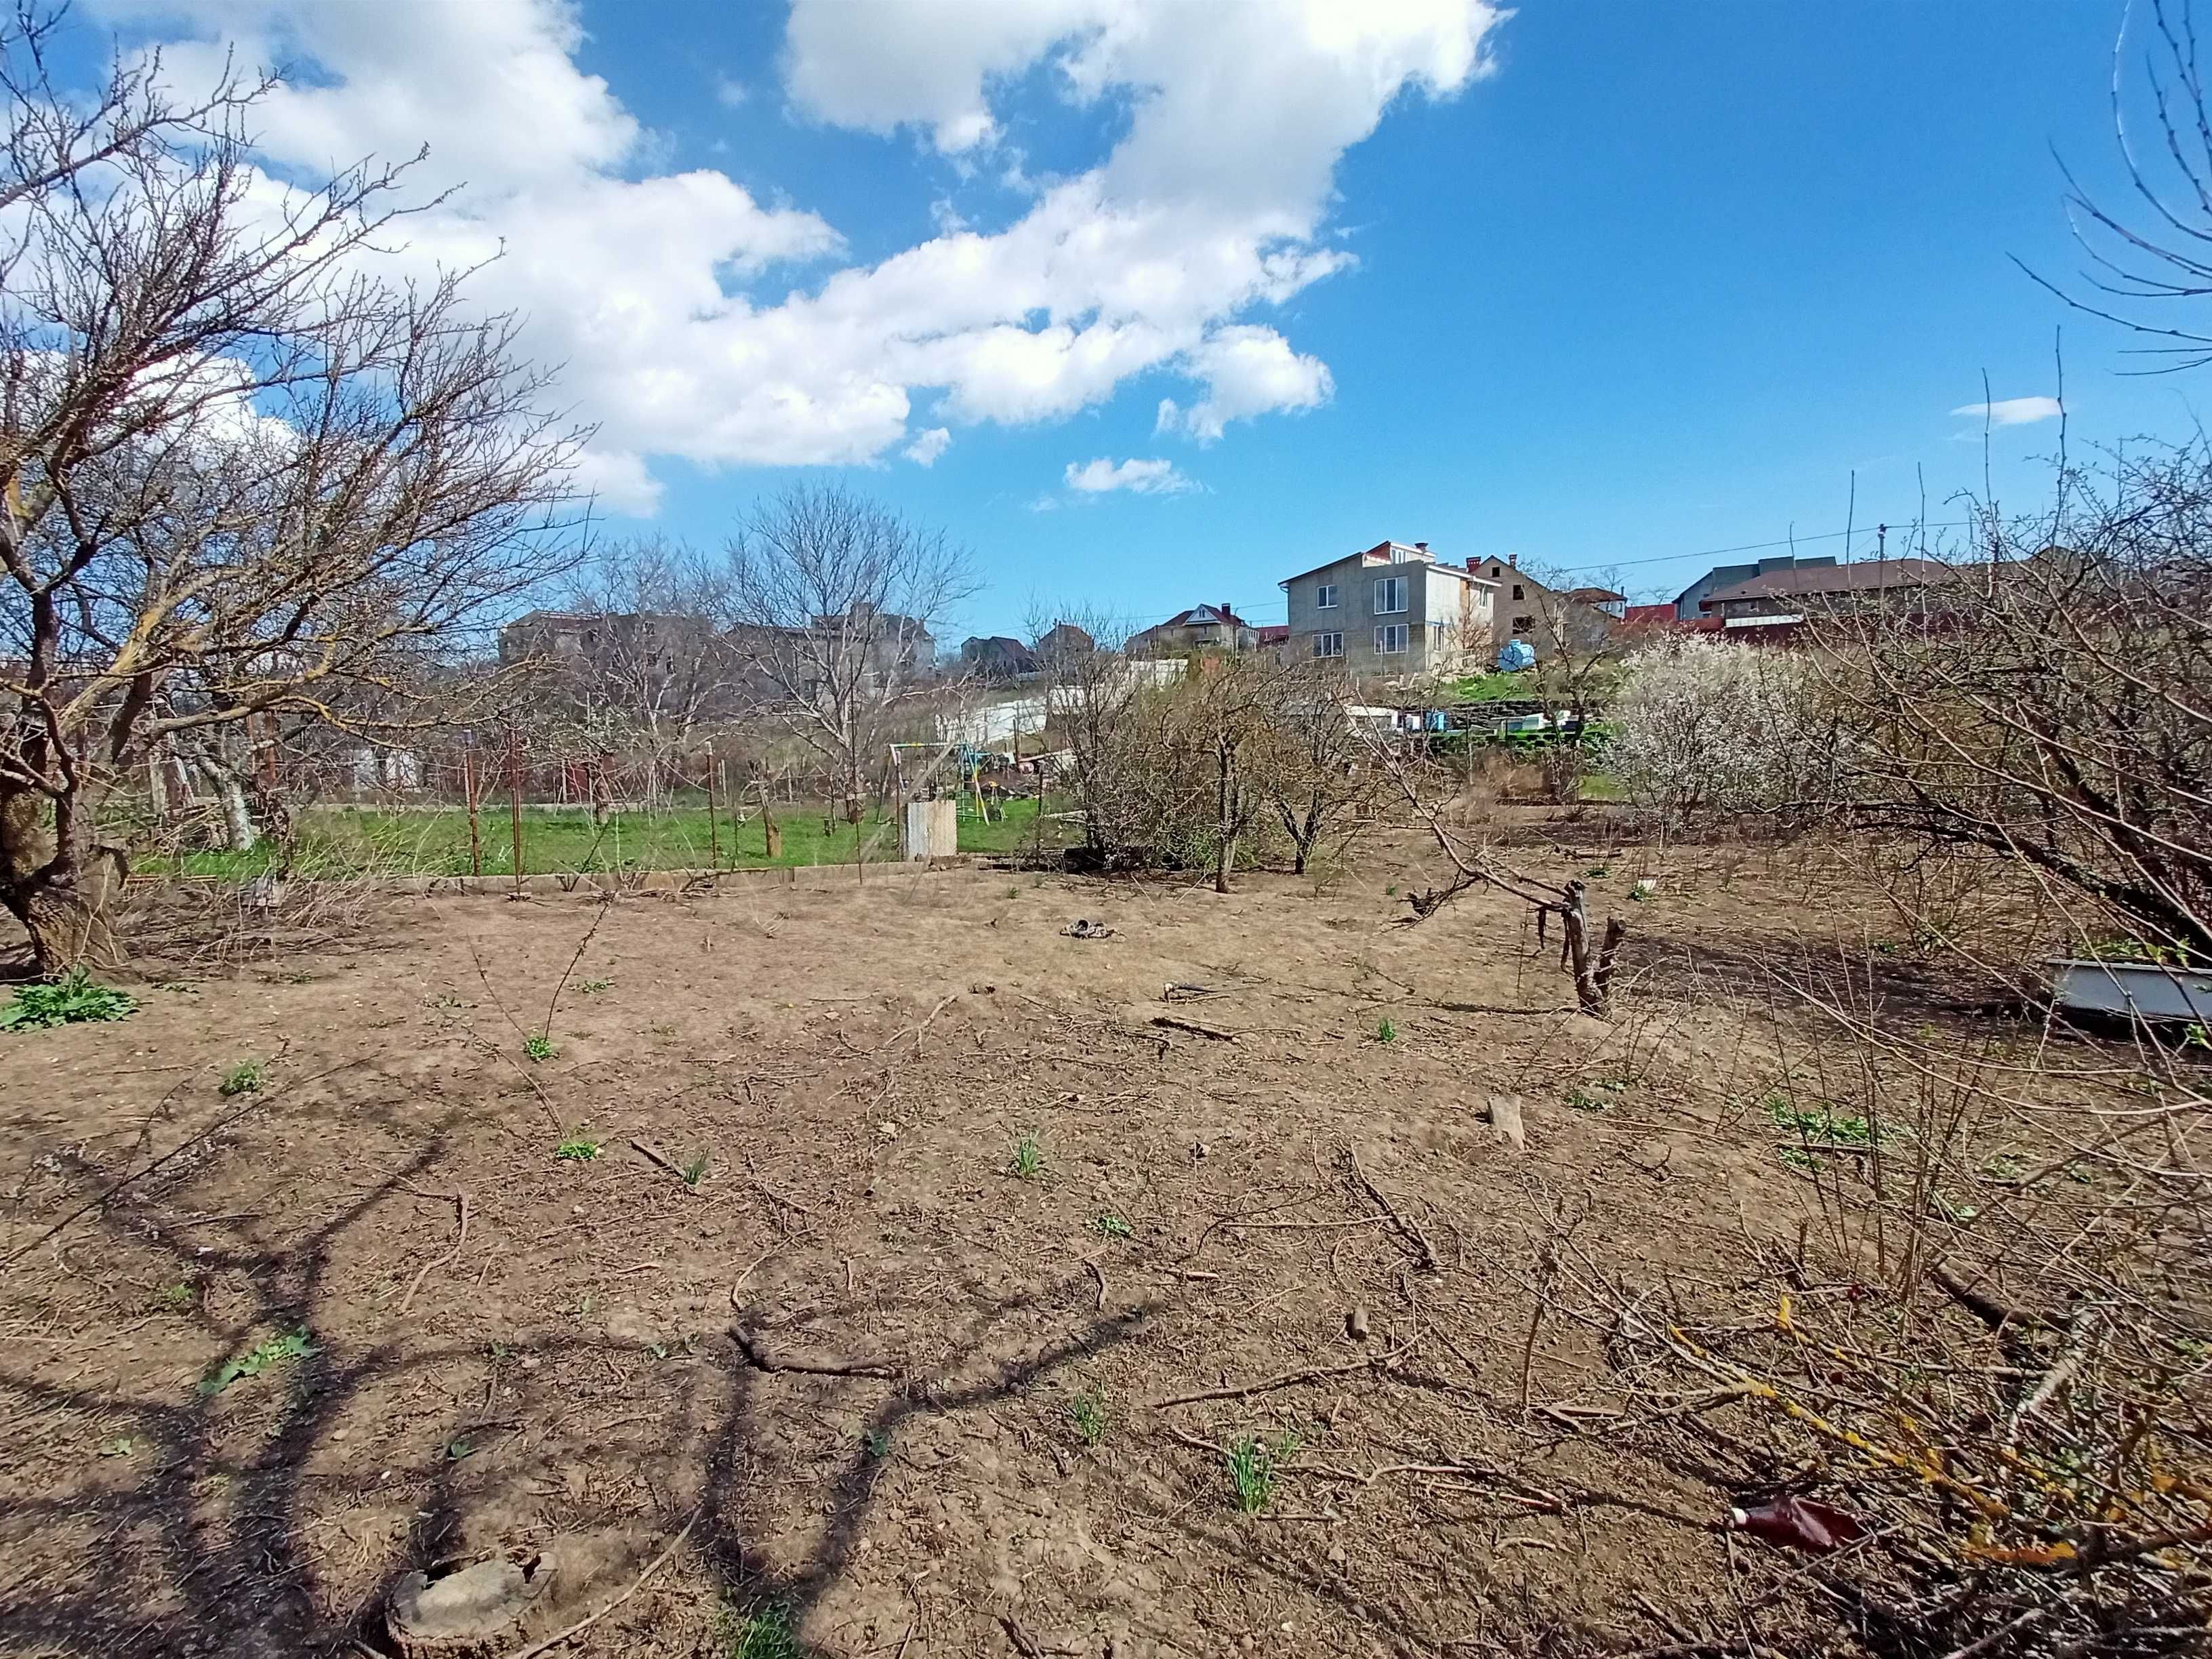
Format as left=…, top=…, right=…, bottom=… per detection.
left=1281, top=541, right=1494, bottom=678
left=1126, top=602, right=1259, bottom=657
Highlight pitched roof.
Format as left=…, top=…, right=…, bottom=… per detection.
left=1565, top=586, right=1626, bottom=604
left=1700, top=558, right=1946, bottom=607
left=1145, top=603, right=1253, bottom=632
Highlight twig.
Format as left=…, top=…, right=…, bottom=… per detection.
left=1932, top=1261, right=2047, bottom=1333
left=729, top=1325, right=901, bottom=1379
left=540, top=899, right=615, bottom=1046
left=628, top=1139, right=695, bottom=1191
left=2007, top=1310, right=2100, bottom=1448
left=1084, top=1257, right=1107, bottom=1313
left=888, top=991, right=960, bottom=1057
left=496, top=1511, right=697, bottom=1659
left=1151, top=1015, right=1236, bottom=1042
left=1345, top=1146, right=1440, bottom=1274
left=6, top=1059, right=364, bottom=1262
left=1938, top=1605, right=2051, bottom=1659
left=1148, top=1343, right=1408, bottom=1409
left=398, top=1190, right=472, bottom=1313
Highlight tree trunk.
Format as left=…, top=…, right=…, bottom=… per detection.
left=762, top=804, right=782, bottom=859
left=1557, top=880, right=1625, bottom=1017
left=1, top=794, right=127, bottom=974
left=1214, top=743, right=1237, bottom=895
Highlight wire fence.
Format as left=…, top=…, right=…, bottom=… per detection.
left=125, top=724, right=1067, bottom=880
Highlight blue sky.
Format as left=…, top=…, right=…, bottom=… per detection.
left=85, top=1, right=2209, bottom=636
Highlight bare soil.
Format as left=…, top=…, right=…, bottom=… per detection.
left=0, top=832, right=1961, bottom=1658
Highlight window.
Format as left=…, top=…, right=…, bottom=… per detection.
left=1511, top=615, right=1534, bottom=635
left=1372, top=576, right=1407, bottom=615
left=1315, top=582, right=1339, bottom=609
left=1312, top=630, right=1344, bottom=658
left=1511, top=583, right=1523, bottom=600
left=1376, top=623, right=1408, bottom=655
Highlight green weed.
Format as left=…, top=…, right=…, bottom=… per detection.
left=556, top=1131, right=602, bottom=1162
left=151, top=1282, right=195, bottom=1311
left=1778, top=1147, right=1821, bottom=1174
left=861, top=1427, right=892, bottom=1460
left=1566, top=1079, right=1626, bottom=1113
left=1764, top=1095, right=1879, bottom=1146
left=576, top=977, right=613, bottom=996
left=1226, top=1428, right=1300, bottom=1513
left=1, top=970, right=139, bottom=1032
left=1067, top=1388, right=1109, bottom=1446
left=98, top=1437, right=134, bottom=1458
left=1982, top=1152, right=2028, bottom=1181
left=1093, top=1213, right=1132, bottom=1240
left=1374, top=1019, right=1397, bottom=1044
left=442, top=1436, right=476, bottom=1462
left=218, top=1059, right=264, bottom=1097
left=1009, top=1134, right=1045, bottom=1180
left=680, top=1151, right=712, bottom=1187
left=1584, top=864, right=1612, bottom=878
left=1384, top=883, right=1398, bottom=897
left=523, top=1032, right=556, bottom=1061
left=199, top=1328, right=314, bottom=1397
left=717, top=1600, right=802, bottom=1659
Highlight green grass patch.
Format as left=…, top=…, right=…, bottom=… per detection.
left=1067, top=1387, right=1109, bottom=1446
left=1, top=970, right=139, bottom=1032
left=1092, top=1212, right=1132, bottom=1240
left=718, top=1600, right=804, bottom=1659
left=1226, top=1428, right=1300, bottom=1513
left=199, top=1328, right=314, bottom=1397
left=137, top=795, right=1073, bottom=879
left=1008, top=1133, right=1045, bottom=1180
left=218, top=1059, right=264, bottom=1097
left=555, top=1131, right=602, bottom=1162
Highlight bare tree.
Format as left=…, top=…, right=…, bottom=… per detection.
left=724, top=483, right=973, bottom=820
left=0, top=2, right=263, bottom=218
left=0, top=50, right=586, bottom=969
left=1817, top=445, right=2212, bottom=960
left=523, top=536, right=735, bottom=817
left=1254, top=662, right=1378, bottom=877
left=2026, top=0, right=2212, bottom=369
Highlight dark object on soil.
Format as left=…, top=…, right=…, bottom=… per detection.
left=1729, top=1494, right=1866, bottom=1555
left=729, top=1324, right=901, bottom=1378
left=386, top=1549, right=554, bottom=1656
left=1061, top=918, right=1117, bottom=939
left=1347, top=1304, right=1370, bottom=1341
left=1151, top=1014, right=1234, bottom=1042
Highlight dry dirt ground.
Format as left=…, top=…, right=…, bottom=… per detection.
left=0, top=832, right=1968, bottom=1658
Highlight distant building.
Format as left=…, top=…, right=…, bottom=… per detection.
left=1253, top=623, right=1290, bottom=662
left=960, top=635, right=1038, bottom=680
left=1127, top=602, right=1260, bottom=657
left=1671, top=554, right=1836, bottom=620
left=1035, top=620, right=1097, bottom=660
left=1463, top=556, right=1619, bottom=663
left=1280, top=541, right=1494, bottom=678
left=808, top=602, right=935, bottom=691
left=1697, top=557, right=1961, bottom=629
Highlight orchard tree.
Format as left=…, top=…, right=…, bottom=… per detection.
left=0, top=25, right=585, bottom=968
left=724, top=483, right=974, bottom=819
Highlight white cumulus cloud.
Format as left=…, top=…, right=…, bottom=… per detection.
left=1952, top=396, right=2063, bottom=427
left=1064, top=455, right=1195, bottom=495
left=905, top=426, right=953, bottom=466
left=97, top=0, right=1504, bottom=505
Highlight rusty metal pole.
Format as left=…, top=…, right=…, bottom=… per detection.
left=507, top=726, right=525, bottom=893
left=706, top=753, right=721, bottom=872
left=464, top=745, right=483, bottom=877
